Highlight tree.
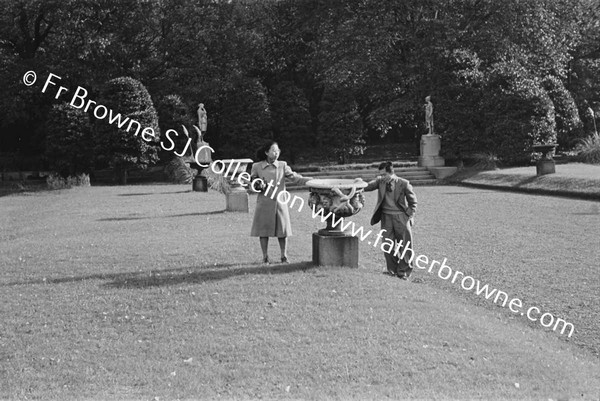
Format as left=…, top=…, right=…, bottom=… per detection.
left=45, top=103, right=92, bottom=176
left=217, top=77, right=272, bottom=158
left=481, top=61, right=556, bottom=164
left=155, top=94, right=194, bottom=162
left=318, top=86, right=365, bottom=164
left=95, top=77, right=159, bottom=184
left=269, top=81, right=312, bottom=164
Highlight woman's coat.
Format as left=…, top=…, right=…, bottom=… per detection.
left=250, top=160, right=308, bottom=237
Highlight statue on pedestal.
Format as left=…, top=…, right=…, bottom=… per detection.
left=424, top=96, right=434, bottom=136
left=197, top=103, right=208, bottom=132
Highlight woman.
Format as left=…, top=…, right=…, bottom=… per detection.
left=250, top=141, right=310, bottom=264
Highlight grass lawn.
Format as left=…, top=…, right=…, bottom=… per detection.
left=449, top=162, right=600, bottom=199
left=1, top=185, right=599, bottom=400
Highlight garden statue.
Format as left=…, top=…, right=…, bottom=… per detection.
left=197, top=103, right=208, bottom=132
left=425, top=96, right=434, bottom=136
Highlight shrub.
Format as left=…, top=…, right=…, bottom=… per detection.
left=471, top=152, right=501, bottom=170
left=46, top=173, right=91, bottom=189
left=163, top=156, right=194, bottom=184
left=576, top=132, right=600, bottom=164
left=95, top=77, right=160, bottom=184
left=201, top=163, right=231, bottom=194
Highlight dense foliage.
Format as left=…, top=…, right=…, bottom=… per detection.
left=1, top=0, right=600, bottom=169
left=45, top=103, right=92, bottom=176
left=94, top=77, right=159, bottom=184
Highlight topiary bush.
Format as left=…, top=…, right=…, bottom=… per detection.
left=45, top=103, right=93, bottom=177
left=94, top=77, right=160, bottom=184
left=542, top=76, right=584, bottom=150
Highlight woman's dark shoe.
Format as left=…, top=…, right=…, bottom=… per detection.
left=281, top=256, right=289, bottom=264
left=263, top=256, right=270, bottom=264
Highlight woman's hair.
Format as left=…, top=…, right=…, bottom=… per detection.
left=255, top=140, right=278, bottom=161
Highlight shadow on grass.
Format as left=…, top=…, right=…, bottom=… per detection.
left=117, top=190, right=191, bottom=196
left=3, top=262, right=316, bottom=288
left=98, top=216, right=146, bottom=221
left=97, top=210, right=226, bottom=221
left=512, top=175, right=540, bottom=187
left=104, top=261, right=317, bottom=289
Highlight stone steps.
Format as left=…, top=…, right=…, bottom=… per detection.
left=286, top=166, right=438, bottom=191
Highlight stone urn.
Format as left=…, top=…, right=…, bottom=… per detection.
left=305, top=178, right=368, bottom=268
left=306, top=178, right=368, bottom=235
left=220, top=158, right=253, bottom=212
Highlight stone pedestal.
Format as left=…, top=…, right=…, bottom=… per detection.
left=536, top=159, right=556, bottom=176
left=193, top=176, right=208, bottom=192
left=533, top=144, right=557, bottom=176
left=226, top=189, right=249, bottom=212
left=428, top=166, right=458, bottom=179
left=418, top=135, right=445, bottom=167
left=312, top=233, right=359, bottom=268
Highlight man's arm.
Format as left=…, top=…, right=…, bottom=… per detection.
left=364, top=177, right=381, bottom=192
left=404, top=181, right=418, bottom=217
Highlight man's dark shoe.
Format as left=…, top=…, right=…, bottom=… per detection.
left=404, top=267, right=414, bottom=278
left=397, top=274, right=408, bottom=280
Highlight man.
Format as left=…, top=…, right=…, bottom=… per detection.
left=364, top=161, right=418, bottom=280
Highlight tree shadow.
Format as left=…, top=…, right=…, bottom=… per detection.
left=2, top=261, right=315, bottom=288
left=117, top=190, right=192, bottom=196
left=97, top=210, right=226, bottom=221
left=513, top=176, right=540, bottom=187
left=103, top=261, right=316, bottom=289
left=97, top=216, right=146, bottom=221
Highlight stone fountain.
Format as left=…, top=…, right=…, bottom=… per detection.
left=306, top=178, right=368, bottom=268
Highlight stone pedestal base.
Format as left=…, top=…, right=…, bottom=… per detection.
left=428, top=166, right=458, bottom=179
left=312, top=233, right=359, bottom=268
left=536, top=159, right=556, bottom=176
left=418, top=155, right=445, bottom=167
left=193, top=176, right=208, bottom=192
left=420, top=134, right=441, bottom=156
left=226, top=190, right=249, bottom=212
left=418, top=135, right=445, bottom=167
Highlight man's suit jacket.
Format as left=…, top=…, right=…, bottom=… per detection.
left=364, top=174, right=418, bottom=226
